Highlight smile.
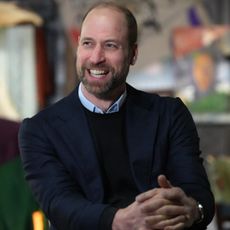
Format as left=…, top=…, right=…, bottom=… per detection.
left=89, top=69, right=109, bottom=78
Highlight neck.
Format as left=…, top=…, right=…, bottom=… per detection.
left=81, top=84, right=126, bottom=112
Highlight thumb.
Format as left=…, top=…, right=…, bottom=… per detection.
left=158, top=174, right=172, bottom=188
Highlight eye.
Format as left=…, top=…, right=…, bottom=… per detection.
left=105, top=42, right=119, bottom=50
left=81, top=40, right=94, bottom=48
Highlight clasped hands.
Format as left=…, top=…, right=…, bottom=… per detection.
left=112, top=175, right=199, bottom=230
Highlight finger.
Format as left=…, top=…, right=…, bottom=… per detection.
left=158, top=187, right=185, bottom=203
left=136, top=175, right=173, bottom=203
left=145, top=215, right=185, bottom=229
left=154, top=204, right=187, bottom=217
left=136, top=189, right=159, bottom=203
left=164, top=222, right=185, bottom=230
left=158, top=174, right=172, bottom=188
left=144, top=214, right=168, bottom=226
left=146, top=215, right=186, bottom=229
left=141, top=198, right=173, bottom=214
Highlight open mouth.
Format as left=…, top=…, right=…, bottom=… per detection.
left=88, top=69, right=109, bottom=78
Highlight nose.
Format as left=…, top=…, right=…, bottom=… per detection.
left=89, top=45, right=105, bottom=64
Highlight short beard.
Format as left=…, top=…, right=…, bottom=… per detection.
left=77, top=66, right=129, bottom=99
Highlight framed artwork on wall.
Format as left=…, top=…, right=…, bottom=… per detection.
left=172, top=26, right=230, bottom=123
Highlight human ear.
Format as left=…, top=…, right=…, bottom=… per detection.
left=130, top=44, right=138, bottom=65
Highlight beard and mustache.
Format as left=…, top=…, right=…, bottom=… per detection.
left=77, top=62, right=130, bottom=99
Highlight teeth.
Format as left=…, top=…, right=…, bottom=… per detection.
left=90, top=69, right=106, bottom=75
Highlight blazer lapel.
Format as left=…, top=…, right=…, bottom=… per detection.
left=126, top=85, right=160, bottom=192
left=51, top=85, right=160, bottom=199
left=52, top=88, right=104, bottom=202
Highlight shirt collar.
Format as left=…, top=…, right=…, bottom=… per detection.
left=78, top=83, right=127, bottom=114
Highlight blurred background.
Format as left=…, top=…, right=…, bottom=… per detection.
left=0, top=0, right=230, bottom=229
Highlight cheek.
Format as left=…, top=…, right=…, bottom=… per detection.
left=110, top=54, right=129, bottom=68
left=116, top=57, right=130, bottom=71
left=76, top=56, right=85, bottom=74
left=76, top=49, right=89, bottom=65
left=76, top=57, right=87, bottom=71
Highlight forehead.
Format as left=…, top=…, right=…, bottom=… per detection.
left=81, top=7, right=128, bottom=39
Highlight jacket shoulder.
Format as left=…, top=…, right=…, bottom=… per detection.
left=127, top=84, right=185, bottom=112
left=28, top=88, right=79, bottom=122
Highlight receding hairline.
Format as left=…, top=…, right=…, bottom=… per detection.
left=82, top=4, right=127, bottom=26
left=80, top=2, right=138, bottom=46
left=82, top=2, right=130, bottom=22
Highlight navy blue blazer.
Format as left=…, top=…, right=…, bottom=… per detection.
left=19, top=84, right=214, bottom=230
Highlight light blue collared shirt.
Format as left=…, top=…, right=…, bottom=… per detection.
left=78, top=83, right=127, bottom=114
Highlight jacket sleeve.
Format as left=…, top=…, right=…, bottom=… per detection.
left=18, top=117, right=108, bottom=230
left=166, top=97, right=215, bottom=229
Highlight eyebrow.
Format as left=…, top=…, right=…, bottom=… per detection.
left=80, top=37, right=94, bottom=42
left=80, top=37, right=123, bottom=45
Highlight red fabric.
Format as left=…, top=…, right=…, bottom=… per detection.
left=0, top=118, right=20, bottom=165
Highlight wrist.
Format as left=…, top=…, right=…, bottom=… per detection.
left=194, top=201, right=204, bottom=224
left=112, top=209, right=126, bottom=230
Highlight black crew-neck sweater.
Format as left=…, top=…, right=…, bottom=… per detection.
left=84, top=106, right=139, bottom=229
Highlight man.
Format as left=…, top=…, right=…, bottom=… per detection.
left=19, top=2, right=215, bottom=230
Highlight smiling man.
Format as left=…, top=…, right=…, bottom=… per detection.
left=19, top=2, right=215, bottom=230
left=76, top=4, right=137, bottom=111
